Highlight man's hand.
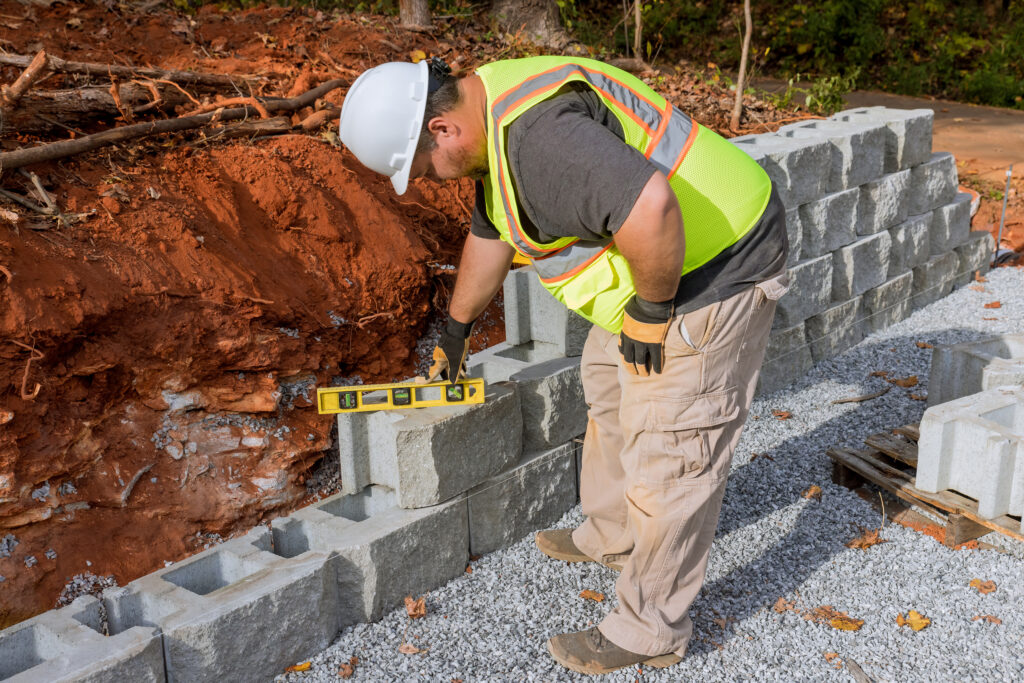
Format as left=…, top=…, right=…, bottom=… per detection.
left=424, top=318, right=473, bottom=384
left=619, top=295, right=674, bottom=376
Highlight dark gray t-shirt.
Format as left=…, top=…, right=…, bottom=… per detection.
left=471, top=85, right=787, bottom=313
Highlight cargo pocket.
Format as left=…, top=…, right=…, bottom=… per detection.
left=754, top=272, right=790, bottom=309
left=641, top=388, right=740, bottom=487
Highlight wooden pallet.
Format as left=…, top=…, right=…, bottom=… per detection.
left=827, top=424, right=1024, bottom=548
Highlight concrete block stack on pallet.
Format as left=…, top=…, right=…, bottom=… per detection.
left=733, top=106, right=996, bottom=393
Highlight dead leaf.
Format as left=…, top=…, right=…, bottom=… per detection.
left=750, top=452, right=775, bottom=462
left=969, top=578, right=997, bottom=594
left=830, top=614, right=865, bottom=631
left=802, top=485, right=822, bottom=501
left=915, top=341, right=934, bottom=349
left=823, top=652, right=841, bottom=667
left=465, top=565, right=473, bottom=574
left=712, top=616, right=728, bottom=628
left=982, top=317, right=999, bottom=321
left=284, top=661, right=312, bottom=673
left=66, top=16, right=82, bottom=29
left=969, top=284, right=986, bottom=292
left=338, top=656, right=358, bottom=678
left=805, top=605, right=862, bottom=631
left=410, top=49, right=427, bottom=62
left=869, top=370, right=889, bottom=377
left=896, top=610, right=930, bottom=631
left=983, top=301, right=1002, bottom=309
left=773, top=597, right=796, bottom=613
left=909, top=393, right=928, bottom=401
left=579, top=589, right=605, bottom=602
left=398, top=642, right=423, bottom=655
left=405, top=595, right=426, bottom=619
left=972, top=614, right=1001, bottom=624
left=772, top=409, right=793, bottom=420
left=845, top=526, right=889, bottom=550
left=975, top=273, right=988, bottom=282
left=888, top=375, right=919, bottom=388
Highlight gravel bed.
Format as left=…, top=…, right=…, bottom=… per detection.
left=279, top=267, right=1024, bottom=682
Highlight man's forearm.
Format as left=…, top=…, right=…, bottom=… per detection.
left=614, top=172, right=685, bottom=302
left=448, top=233, right=517, bottom=323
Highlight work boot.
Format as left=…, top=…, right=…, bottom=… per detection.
left=534, top=529, right=624, bottom=571
left=547, top=627, right=681, bottom=675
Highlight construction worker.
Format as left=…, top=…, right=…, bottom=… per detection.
left=338, top=55, right=788, bottom=675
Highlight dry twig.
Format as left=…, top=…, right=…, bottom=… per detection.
left=830, top=386, right=891, bottom=405
left=9, top=339, right=44, bottom=400
left=1, top=50, right=50, bottom=108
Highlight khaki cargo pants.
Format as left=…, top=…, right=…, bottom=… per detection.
left=572, top=272, right=788, bottom=657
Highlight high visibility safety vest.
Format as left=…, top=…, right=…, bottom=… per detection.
left=475, top=56, right=772, bottom=333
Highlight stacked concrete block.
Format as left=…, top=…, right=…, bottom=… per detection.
left=503, top=266, right=592, bottom=356
left=773, top=254, right=833, bottom=329
left=912, top=251, right=959, bottom=309
left=908, top=152, right=959, bottom=214
left=953, top=230, right=995, bottom=286
left=888, top=213, right=932, bottom=276
left=730, top=133, right=832, bottom=207
left=929, top=192, right=972, bottom=255
left=778, top=118, right=886, bottom=191
left=466, top=340, right=563, bottom=383
left=0, top=596, right=163, bottom=682
left=832, top=106, right=933, bottom=172
left=862, top=271, right=913, bottom=334
left=758, top=323, right=812, bottom=395
left=336, top=383, right=522, bottom=508
left=917, top=386, right=1024, bottom=519
left=928, top=334, right=1024, bottom=407
left=832, top=231, right=892, bottom=300
left=806, top=298, right=864, bottom=362
left=857, top=169, right=912, bottom=235
left=468, top=442, right=577, bottom=555
left=509, top=356, right=588, bottom=451
left=784, top=207, right=802, bottom=264
left=799, top=187, right=859, bottom=257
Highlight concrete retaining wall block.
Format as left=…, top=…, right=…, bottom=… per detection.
left=468, top=443, right=577, bottom=555
left=953, top=230, right=995, bottom=286
left=806, top=298, right=864, bottom=361
left=778, top=119, right=886, bottom=192
left=774, top=255, right=833, bottom=329
left=832, top=106, right=933, bottom=172
left=908, top=152, right=959, bottom=214
left=832, top=230, right=892, bottom=300
left=917, top=386, right=1024, bottom=519
left=911, top=251, right=959, bottom=309
left=784, top=207, right=802, bottom=265
left=337, top=383, right=523, bottom=508
left=729, top=133, right=831, bottom=208
left=888, top=213, right=932, bottom=276
left=466, top=340, right=563, bottom=383
left=509, top=357, right=587, bottom=451
left=0, top=597, right=164, bottom=682
left=757, top=323, right=812, bottom=395
left=862, top=271, right=913, bottom=334
left=927, top=334, right=1024, bottom=407
left=798, top=187, right=859, bottom=258
left=929, top=192, right=972, bottom=256
left=857, top=169, right=912, bottom=235
left=503, top=267, right=592, bottom=357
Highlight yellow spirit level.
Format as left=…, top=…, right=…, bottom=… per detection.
left=316, top=378, right=485, bottom=414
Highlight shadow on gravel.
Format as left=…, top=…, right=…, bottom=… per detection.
left=684, top=327, right=981, bottom=657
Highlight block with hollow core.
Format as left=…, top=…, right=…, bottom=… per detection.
left=510, top=356, right=587, bottom=451
left=799, top=187, right=860, bottom=258
left=729, top=133, right=831, bottom=208
left=857, top=169, right=912, bottom=235
left=953, top=230, right=995, bottom=286
left=503, top=266, right=592, bottom=357
left=100, top=531, right=337, bottom=683
left=466, top=340, right=563, bottom=383
left=832, top=230, right=892, bottom=301
left=911, top=251, right=959, bottom=309
left=336, top=382, right=522, bottom=508
left=917, top=386, right=1024, bottom=519
left=468, top=442, right=577, bottom=555
left=0, top=596, right=163, bottom=683
left=862, top=271, right=913, bottom=334
left=929, top=193, right=972, bottom=256
left=888, top=213, right=932, bottom=277
left=777, top=118, right=886, bottom=191
left=806, top=298, right=864, bottom=362
left=908, top=152, right=959, bottom=215
left=756, top=322, right=812, bottom=395
left=928, top=334, right=1024, bottom=407
left=831, top=107, right=933, bottom=172
left=773, top=255, right=833, bottom=329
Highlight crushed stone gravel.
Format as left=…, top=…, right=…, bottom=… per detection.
left=278, top=267, right=1024, bottom=682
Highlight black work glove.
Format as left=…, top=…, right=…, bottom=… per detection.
left=424, top=317, right=473, bottom=385
left=618, top=294, right=674, bottom=376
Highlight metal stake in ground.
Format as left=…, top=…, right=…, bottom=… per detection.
left=994, top=163, right=1013, bottom=264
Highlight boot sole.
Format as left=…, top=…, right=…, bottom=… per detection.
left=546, top=641, right=681, bottom=675
left=534, top=533, right=624, bottom=571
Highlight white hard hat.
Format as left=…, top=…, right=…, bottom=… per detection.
left=339, top=61, right=429, bottom=195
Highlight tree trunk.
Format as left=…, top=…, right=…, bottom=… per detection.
left=490, top=0, right=570, bottom=48
left=730, top=0, right=753, bottom=132
left=399, top=0, right=432, bottom=30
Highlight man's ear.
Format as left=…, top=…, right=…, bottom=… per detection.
left=426, top=116, right=458, bottom=140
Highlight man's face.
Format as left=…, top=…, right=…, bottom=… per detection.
left=409, top=124, right=488, bottom=184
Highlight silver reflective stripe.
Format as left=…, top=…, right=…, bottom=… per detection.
left=648, top=107, right=694, bottom=175
left=532, top=238, right=614, bottom=281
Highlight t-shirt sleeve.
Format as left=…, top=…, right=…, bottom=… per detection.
left=469, top=180, right=501, bottom=239
left=508, top=92, right=658, bottom=241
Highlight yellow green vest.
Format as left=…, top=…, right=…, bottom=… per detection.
left=476, top=56, right=771, bottom=333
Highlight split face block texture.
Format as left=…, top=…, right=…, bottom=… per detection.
left=729, top=133, right=831, bottom=208
left=929, top=192, right=972, bottom=256
left=857, top=169, right=912, bottom=235
left=468, top=442, right=578, bottom=555
left=337, top=383, right=523, bottom=508
left=466, top=340, right=563, bottom=383
left=806, top=297, right=864, bottom=362
left=908, top=152, right=959, bottom=215
left=757, top=322, right=812, bottom=395
left=953, top=230, right=995, bottom=286
left=774, top=254, right=833, bottom=329
left=832, top=230, right=892, bottom=301
left=100, top=531, right=337, bottom=683
left=777, top=118, right=886, bottom=191
left=912, top=251, right=959, bottom=309
left=832, top=106, right=933, bottom=173
left=784, top=207, right=802, bottom=264
left=509, top=356, right=587, bottom=451
left=0, top=596, right=163, bottom=682
left=862, top=271, right=913, bottom=334
left=503, top=266, right=592, bottom=356
left=917, top=386, right=1024, bottom=519
left=888, top=213, right=932, bottom=276
left=799, top=187, right=859, bottom=258
left=928, top=334, right=1024, bottom=407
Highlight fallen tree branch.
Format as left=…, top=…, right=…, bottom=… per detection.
left=0, top=79, right=346, bottom=172
left=0, top=52, right=261, bottom=91
left=189, top=96, right=271, bottom=119
left=830, top=386, right=891, bottom=405
left=1, top=50, right=49, bottom=108
left=0, top=187, right=49, bottom=214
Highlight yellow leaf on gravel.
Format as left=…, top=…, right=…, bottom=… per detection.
left=845, top=526, right=888, bottom=550
left=829, top=615, right=864, bottom=631
left=284, top=661, right=311, bottom=673
left=802, top=485, right=822, bottom=501
left=915, top=341, right=934, bottom=349
left=773, top=597, right=796, bottom=613
left=888, top=375, right=919, bottom=388
left=405, top=595, right=426, bottom=619
left=579, top=589, right=605, bottom=602
left=398, top=642, right=423, bottom=655
left=972, top=614, right=1001, bottom=624
left=970, top=578, right=997, bottom=594
left=896, top=610, right=930, bottom=631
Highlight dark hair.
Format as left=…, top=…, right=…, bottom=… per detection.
left=415, top=73, right=461, bottom=156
